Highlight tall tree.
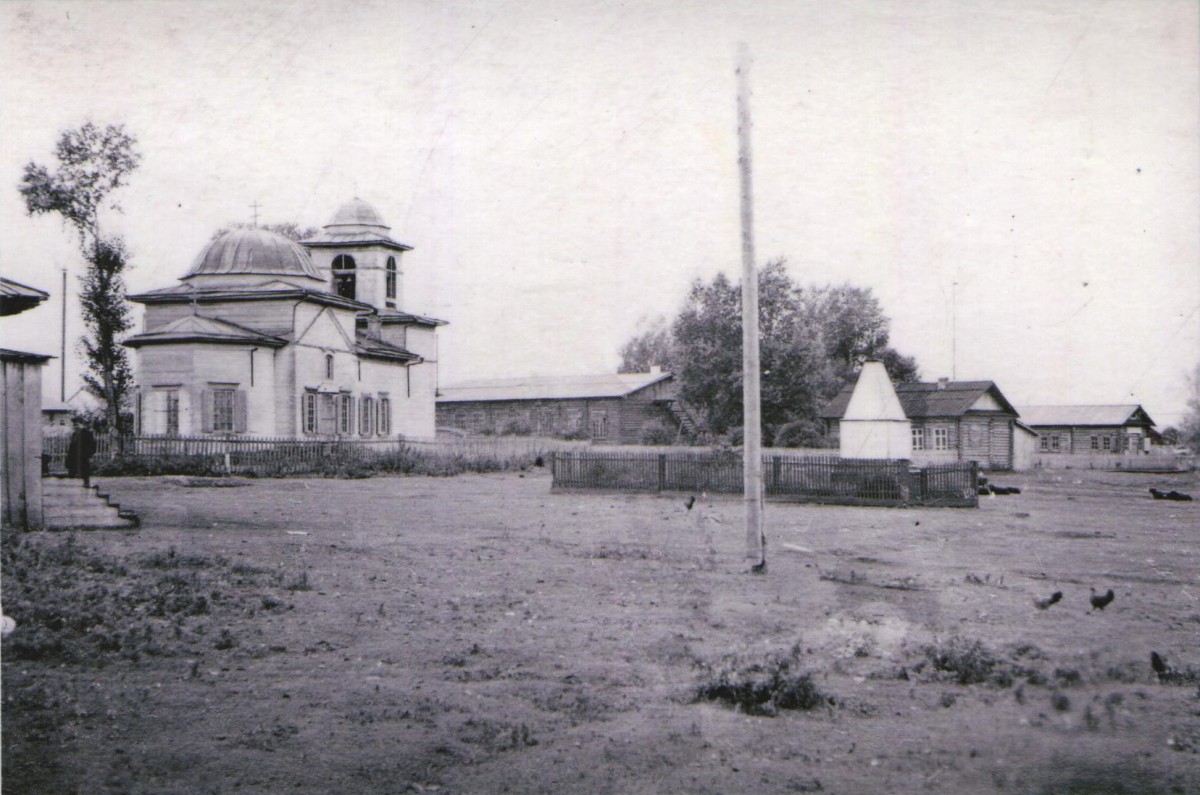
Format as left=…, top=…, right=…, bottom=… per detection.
left=210, top=221, right=320, bottom=242
left=618, top=261, right=919, bottom=440
left=617, top=316, right=676, bottom=374
left=1180, top=362, right=1200, bottom=452
left=20, top=122, right=141, bottom=434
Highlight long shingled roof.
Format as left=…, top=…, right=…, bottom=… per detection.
left=438, top=371, right=672, bottom=402
left=820, top=380, right=1017, bottom=420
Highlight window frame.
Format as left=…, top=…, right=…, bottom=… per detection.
left=386, top=256, right=397, bottom=302
left=302, top=392, right=318, bottom=435
left=210, top=388, right=236, bottom=433
left=933, top=427, right=949, bottom=451
left=911, top=426, right=925, bottom=451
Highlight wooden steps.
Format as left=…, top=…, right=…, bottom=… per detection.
left=41, top=478, right=139, bottom=530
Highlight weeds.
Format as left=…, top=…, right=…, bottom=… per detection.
left=923, top=635, right=1001, bottom=685
left=0, top=533, right=292, bottom=666
left=694, top=644, right=827, bottom=716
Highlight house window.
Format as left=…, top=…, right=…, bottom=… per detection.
left=1102, top=436, right=1111, bottom=451
left=325, top=353, right=334, bottom=380
left=386, top=256, right=397, bottom=303
left=165, top=390, right=179, bottom=436
left=303, top=392, right=317, bottom=434
left=912, top=427, right=925, bottom=451
left=338, top=393, right=354, bottom=435
left=212, top=389, right=236, bottom=432
left=332, top=254, right=356, bottom=299
left=591, top=414, right=608, bottom=439
left=1091, top=435, right=1100, bottom=450
left=1050, top=435, right=1060, bottom=452
left=360, top=395, right=374, bottom=436
left=933, top=427, right=948, bottom=450
left=378, top=396, right=391, bottom=435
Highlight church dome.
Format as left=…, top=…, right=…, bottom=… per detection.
left=184, top=228, right=323, bottom=280
left=326, top=197, right=390, bottom=229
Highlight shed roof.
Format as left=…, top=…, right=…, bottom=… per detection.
left=1015, top=404, right=1155, bottom=428
left=821, top=379, right=1017, bottom=420
left=438, top=371, right=672, bottom=403
left=1, top=277, right=50, bottom=316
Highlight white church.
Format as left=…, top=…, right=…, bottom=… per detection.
left=125, top=198, right=445, bottom=440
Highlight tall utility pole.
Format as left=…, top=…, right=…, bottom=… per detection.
left=737, top=43, right=765, bottom=570
left=61, top=266, right=67, bottom=402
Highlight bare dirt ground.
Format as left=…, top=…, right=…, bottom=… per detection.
left=3, top=466, right=1199, bottom=794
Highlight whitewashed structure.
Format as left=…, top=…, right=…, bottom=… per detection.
left=838, top=360, right=912, bottom=460
left=126, top=199, right=445, bottom=440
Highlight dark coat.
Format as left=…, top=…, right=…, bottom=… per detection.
left=66, top=427, right=97, bottom=479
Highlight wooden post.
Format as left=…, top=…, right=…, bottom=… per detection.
left=737, top=43, right=765, bottom=568
left=658, top=453, right=667, bottom=492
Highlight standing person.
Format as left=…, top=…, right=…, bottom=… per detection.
left=66, top=419, right=97, bottom=489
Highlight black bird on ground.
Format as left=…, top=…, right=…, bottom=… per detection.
left=1034, top=591, right=1063, bottom=610
left=1150, top=488, right=1194, bottom=501
left=1090, top=588, right=1115, bottom=611
left=1151, top=651, right=1168, bottom=676
left=684, top=495, right=696, bottom=511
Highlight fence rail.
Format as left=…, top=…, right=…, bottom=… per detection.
left=43, top=433, right=587, bottom=476
left=1030, top=451, right=1192, bottom=472
left=551, top=450, right=978, bottom=508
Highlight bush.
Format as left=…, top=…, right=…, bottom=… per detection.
left=772, top=419, right=831, bottom=449
left=639, top=420, right=676, bottom=446
left=694, top=644, right=826, bottom=716
left=923, top=635, right=1001, bottom=685
left=500, top=420, right=533, bottom=437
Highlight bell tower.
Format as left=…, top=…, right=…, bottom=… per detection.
left=301, top=198, right=412, bottom=311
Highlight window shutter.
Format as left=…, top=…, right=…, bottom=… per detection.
left=234, top=390, right=248, bottom=433
left=200, top=389, right=214, bottom=433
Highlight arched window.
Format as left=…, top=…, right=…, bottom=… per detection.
left=385, top=256, right=397, bottom=302
left=325, top=353, right=334, bottom=380
left=331, top=254, right=356, bottom=299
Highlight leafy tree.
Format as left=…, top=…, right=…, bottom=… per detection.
left=210, top=221, right=320, bottom=242
left=78, top=237, right=135, bottom=432
left=1160, top=426, right=1180, bottom=447
left=19, top=122, right=141, bottom=435
left=618, top=316, right=676, bottom=374
left=618, top=260, right=919, bottom=441
left=1180, top=363, right=1200, bottom=452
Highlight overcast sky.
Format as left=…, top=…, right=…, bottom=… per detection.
left=1, top=0, right=1197, bottom=425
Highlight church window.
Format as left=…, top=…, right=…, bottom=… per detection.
left=212, top=389, right=236, bottom=432
left=386, top=256, right=397, bottom=303
left=303, top=392, right=317, bottom=434
left=378, top=396, right=391, bottom=435
left=360, top=395, right=375, bottom=436
left=165, top=390, right=180, bottom=436
left=338, top=394, right=354, bottom=435
left=325, top=353, right=334, bottom=380
left=332, top=254, right=356, bottom=299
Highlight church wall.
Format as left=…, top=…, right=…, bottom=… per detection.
left=191, top=343, right=276, bottom=435
left=136, top=346, right=196, bottom=434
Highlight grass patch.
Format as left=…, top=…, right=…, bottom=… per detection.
left=694, top=644, right=828, bottom=716
left=0, top=533, right=292, bottom=666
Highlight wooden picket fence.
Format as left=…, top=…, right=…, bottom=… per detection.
left=551, top=450, right=978, bottom=508
left=43, top=433, right=587, bottom=476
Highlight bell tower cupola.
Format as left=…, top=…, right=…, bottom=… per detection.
left=301, top=198, right=413, bottom=311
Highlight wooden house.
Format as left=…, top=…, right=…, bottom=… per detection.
left=1, top=276, right=51, bottom=528
left=821, top=378, right=1022, bottom=470
left=1014, top=405, right=1157, bottom=455
left=436, top=369, right=679, bottom=443
left=125, top=199, right=445, bottom=440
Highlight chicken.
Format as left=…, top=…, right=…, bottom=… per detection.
left=684, top=495, right=696, bottom=511
left=1034, top=591, right=1063, bottom=610
left=1089, top=588, right=1115, bottom=611
left=1151, top=651, right=1168, bottom=676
